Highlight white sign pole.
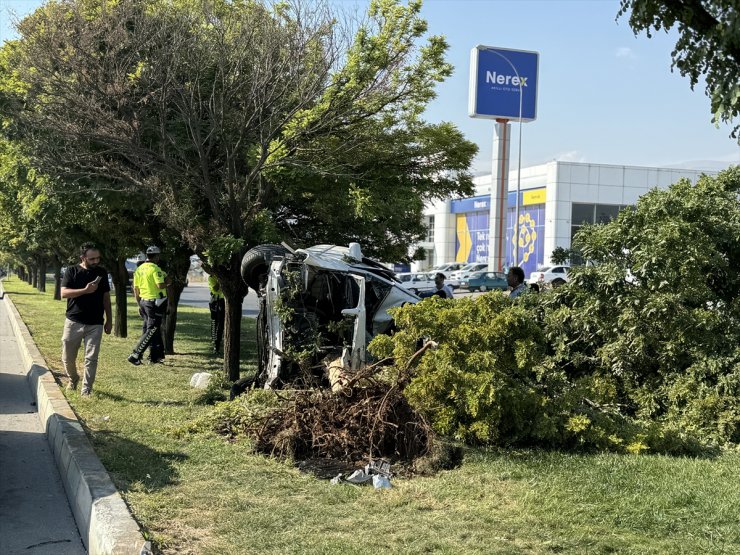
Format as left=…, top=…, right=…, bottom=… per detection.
left=488, top=118, right=510, bottom=272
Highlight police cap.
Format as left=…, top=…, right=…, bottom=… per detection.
left=146, top=245, right=161, bottom=255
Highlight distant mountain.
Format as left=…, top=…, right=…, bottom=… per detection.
left=663, top=160, right=738, bottom=172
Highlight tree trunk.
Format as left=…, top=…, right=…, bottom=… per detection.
left=110, top=257, right=129, bottom=338
left=31, top=266, right=38, bottom=288
left=53, top=258, right=62, bottom=300
left=38, top=259, right=47, bottom=292
left=163, top=283, right=185, bottom=354
left=219, top=257, right=249, bottom=382
left=222, top=292, right=244, bottom=381
left=162, top=251, right=191, bottom=355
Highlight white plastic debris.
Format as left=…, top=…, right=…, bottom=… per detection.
left=344, top=469, right=373, bottom=484
left=372, top=475, right=392, bottom=489
left=189, top=372, right=213, bottom=389
left=329, top=459, right=393, bottom=488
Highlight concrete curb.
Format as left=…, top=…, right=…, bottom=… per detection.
left=2, top=287, right=152, bottom=555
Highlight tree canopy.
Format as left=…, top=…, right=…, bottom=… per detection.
left=618, top=0, right=740, bottom=139
left=1, top=0, right=476, bottom=378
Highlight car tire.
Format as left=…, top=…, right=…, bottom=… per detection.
left=551, top=278, right=566, bottom=287
left=479, top=285, right=487, bottom=292
left=241, top=244, right=289, bottom=293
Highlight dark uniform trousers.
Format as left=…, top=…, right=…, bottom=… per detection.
left=209, top=296, right=225, bottom=352
left=139, top=299, right=166, bottom=361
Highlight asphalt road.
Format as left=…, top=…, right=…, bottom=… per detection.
left=178, top=281, right=260, bottom=318
left=177, top=281, right=483, bottom=319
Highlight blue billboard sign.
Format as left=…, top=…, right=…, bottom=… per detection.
left=469, top=45, right=539, bottom=121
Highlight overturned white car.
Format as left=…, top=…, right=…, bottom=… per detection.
left=241, top=243, right=419, bottom=389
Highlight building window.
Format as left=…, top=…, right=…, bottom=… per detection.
left=425, top=215, right=435, bottom=242
left=596, top=205, right=620, bottom=224
left=571, top=203, right=596, bottom=225
left=571, top=203, right=632, bottom=244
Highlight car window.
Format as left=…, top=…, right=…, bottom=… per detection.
left=552, top=267, right=563, bottom=273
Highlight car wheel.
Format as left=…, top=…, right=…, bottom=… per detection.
left=479, top=285, right=487, bottom=292
left=551, top=278, right=566, bottom=287
left=240, top=244, right=289, bottom=293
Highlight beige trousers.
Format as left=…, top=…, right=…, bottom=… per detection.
left=61, top=318, right=103, bottom=392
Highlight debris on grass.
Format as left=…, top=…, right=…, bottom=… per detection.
left=203, top=342, right=462, bottom=475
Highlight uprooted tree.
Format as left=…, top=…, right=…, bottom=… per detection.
left=370, top=167, right=740, bottom=453
left=3, top=0, right=476, bottom=380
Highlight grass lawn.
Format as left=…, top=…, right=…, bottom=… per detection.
left=4, top=277, right=740, bottom=555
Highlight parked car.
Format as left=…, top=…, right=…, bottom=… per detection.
left=459, top=271, right=508, bottom=292
left=448, top=262, right=488, bottom=288
left=397, top=272, right=438, bottom=295
left=429, top=262, right=466, bottom=276
left=527, top=265, right=570, bottom=286
left=241, top=243, right=419, bottom=389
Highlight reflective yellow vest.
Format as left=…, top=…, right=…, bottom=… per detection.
left=134, top=262, right=167, bottom=300
left=208, top=275, right=224, bottom=300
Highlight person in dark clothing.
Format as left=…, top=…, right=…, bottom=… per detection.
left=60, top=242, right=112, bottom=396
left=208, top=274, right=225, bottom=354
left=507, top=266, right=528, bottom=299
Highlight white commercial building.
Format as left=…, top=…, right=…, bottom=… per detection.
left=412, top=161, right=714, bottom=278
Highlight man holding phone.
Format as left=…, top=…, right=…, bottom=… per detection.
left=61, top=242, right=112, bottom=396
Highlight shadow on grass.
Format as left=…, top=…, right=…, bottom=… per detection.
left=471, top=442, right=721, bottom=463
left=90, top=429, right=186, bottom=492
left=94, top=390, right=189, bottom=407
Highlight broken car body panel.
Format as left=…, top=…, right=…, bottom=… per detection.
left=252, top=243, right=418, bottom=389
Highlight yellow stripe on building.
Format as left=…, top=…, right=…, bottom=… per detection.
left=455, top=214, right=472, bottom=262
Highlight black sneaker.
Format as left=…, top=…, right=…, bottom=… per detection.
left=150, top=358, right=165, bottom=364
left=127, top=354, right=142, bottom=366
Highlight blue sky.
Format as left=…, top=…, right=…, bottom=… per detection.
left=3, top=0, right=738, bottom=174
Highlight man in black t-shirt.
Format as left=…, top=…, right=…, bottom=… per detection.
left=61, top=242, right=112, bottom=396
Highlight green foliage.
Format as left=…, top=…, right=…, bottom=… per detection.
left=371, top=294, right=556, bottom=445
left=374, top=168, right=740, bottom=453
left=557, top=168, right=740, bottom=445
left=181, top=389, right=282, bottom=436
left=2, top=0, right=477, bottom=375
left=550, top=246, right=578, bottom=265
left=203, top=235, right=245, bottom=269
left=618, top=0, right=740, bottom=140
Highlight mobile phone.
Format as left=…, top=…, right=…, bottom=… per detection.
left=92, top=276, right=102, bottom=285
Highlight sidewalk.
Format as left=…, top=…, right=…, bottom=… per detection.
left=0, top=296, right=85, bottom=554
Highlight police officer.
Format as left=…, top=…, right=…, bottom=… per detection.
left=208, top=274, right=225, bottom=354
left=128, top=246, right=169, bottom=365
